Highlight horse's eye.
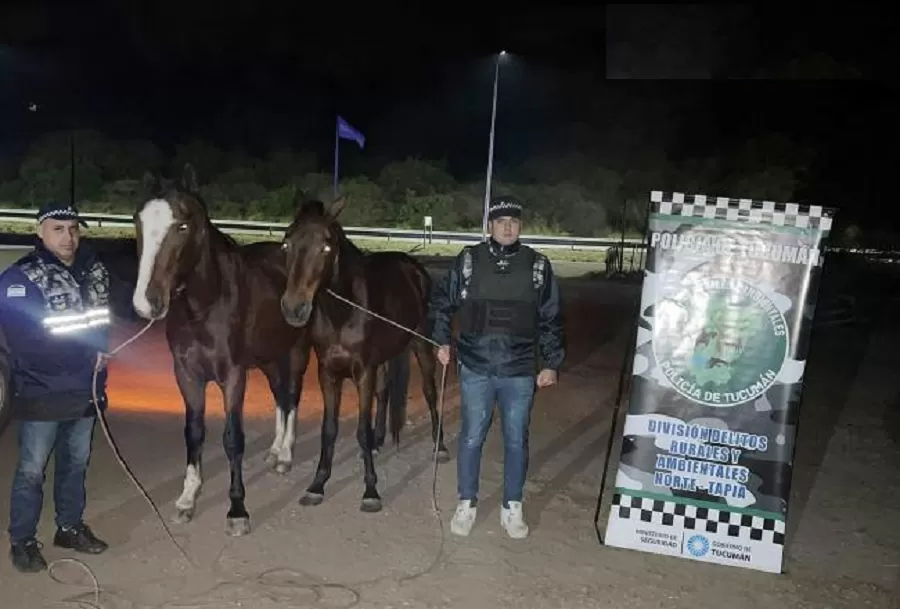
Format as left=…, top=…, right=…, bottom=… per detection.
left=281, top=242, right=288, bottom=251
left=322, top=244, right=331, bottom=254
left=178, top=223, right=188, bottom=232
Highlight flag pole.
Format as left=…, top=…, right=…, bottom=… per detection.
left=333, top=116, right=340, bottom=198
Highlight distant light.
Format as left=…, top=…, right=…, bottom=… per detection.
left=499, top=50, right=507, bottom=56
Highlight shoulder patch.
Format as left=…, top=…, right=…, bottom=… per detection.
left=5, top=284, right=26, bottom=298
left=462, top=248, right=473, bottom=274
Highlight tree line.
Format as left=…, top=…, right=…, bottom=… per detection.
left=0, top=128, right=878, bottom=246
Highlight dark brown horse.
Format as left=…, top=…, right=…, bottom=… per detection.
left=131, top=165, right=313, bottom=536
left=279, top=196, right=448, bottom=512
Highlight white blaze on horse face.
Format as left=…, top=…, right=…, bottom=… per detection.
left=175, top=463, right=202, bottom=510
left=133, top=199, right=176, bottom=318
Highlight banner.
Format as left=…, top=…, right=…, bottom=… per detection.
left=603, top=191, right=836, bottom=574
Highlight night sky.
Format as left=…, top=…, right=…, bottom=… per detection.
left=1, top=3, right=897, bottom=226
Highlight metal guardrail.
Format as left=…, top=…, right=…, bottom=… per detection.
left=3, top=208, right=898, bottom=260
left=0, top=207, right=641, bottom=251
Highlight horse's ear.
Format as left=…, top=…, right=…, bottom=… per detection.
left=141, top=171, right=158, bottom=194
left=182, top=163, right=199, bottom=193
left=327, top=195, right=346, bottom=219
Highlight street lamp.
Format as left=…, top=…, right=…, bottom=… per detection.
left=481, top=50, right=507, bottom=241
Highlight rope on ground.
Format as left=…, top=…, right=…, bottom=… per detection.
left=47, top=557, right=101, bottom=609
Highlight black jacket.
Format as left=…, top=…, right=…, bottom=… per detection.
left=430, top=240, right=565, bottom=377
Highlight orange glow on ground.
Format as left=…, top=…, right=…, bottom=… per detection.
left=104, top=318, right=433, bottom=421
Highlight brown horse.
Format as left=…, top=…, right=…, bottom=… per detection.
left=131, top=164, right=312, bottom=536
left=278, top=196, right=448, bottom=512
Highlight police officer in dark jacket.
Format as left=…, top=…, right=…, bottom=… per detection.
left=430, top=195, right=565, bottom=539
left=0, top=202, right=111, bottom=573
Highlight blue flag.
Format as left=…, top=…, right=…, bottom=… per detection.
left=337, top=116, right=365, bottom=149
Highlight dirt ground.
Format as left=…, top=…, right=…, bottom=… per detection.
left=0, top=266, right=898, bottom=609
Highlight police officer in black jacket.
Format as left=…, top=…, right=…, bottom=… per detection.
left=430, top=195, right=565, bottom=539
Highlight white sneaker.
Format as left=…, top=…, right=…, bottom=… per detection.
left=501, top=501, right=529, bottom=539
left=450, top=500, right=477, bottom=536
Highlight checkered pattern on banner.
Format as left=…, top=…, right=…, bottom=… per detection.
left=612, top=493, right=786, bottom=546
left=650, top=190, right=833, bottom=233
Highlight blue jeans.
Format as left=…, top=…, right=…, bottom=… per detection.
left=8, top=417, right=96, bottom=544
left=457, top=364, right=535, bottom=508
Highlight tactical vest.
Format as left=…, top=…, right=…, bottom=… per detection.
left=19, top=253, right=111, bottom=334
left=457, top=243, right=543, bottom=337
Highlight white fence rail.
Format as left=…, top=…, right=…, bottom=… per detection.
left=0, top=207, right=642, bottom=251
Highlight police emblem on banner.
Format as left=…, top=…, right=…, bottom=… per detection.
left=653, top=276, right=789, bottom=408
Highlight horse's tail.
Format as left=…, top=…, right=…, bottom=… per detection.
left=387, top=348, right=411, bottom=446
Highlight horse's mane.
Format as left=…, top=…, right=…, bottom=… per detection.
left=206, top=217, right=241, bottom=250
left=332, top=221, right=365, bottom=258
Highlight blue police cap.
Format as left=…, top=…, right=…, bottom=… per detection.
left=488, top=195, right=524, bottom=221
left=36, top=201, right=89, bottom=227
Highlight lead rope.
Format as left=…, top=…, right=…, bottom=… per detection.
left=324, top=288, right=450, bottom=590
left=47, top=293, right=450, bottom=607
left=47, top=317, right=198, bottom=609
left=324, top=288, right=449, bottom=513
left=88, top=318, right=193, bottom=563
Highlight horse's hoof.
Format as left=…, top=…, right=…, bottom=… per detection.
left=360, top=497, right=383, bottom=513
left=264, top=451, right=278, bottom=464
left=226, top=517, right=251, bottom=537
left=299, top=492, right=324, bottom=507
left=172, top=507, right=194, bottom=524
left=436, top=449, right=451, bottom=463
left=274, top=461, right=292, bottom=475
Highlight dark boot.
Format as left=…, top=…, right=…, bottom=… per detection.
left=53, top=522, right=108, bottom=554
left=10, top=539, right=48, bottom=573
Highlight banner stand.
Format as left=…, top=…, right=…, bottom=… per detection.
left=596, top=190, right=835, bottom=575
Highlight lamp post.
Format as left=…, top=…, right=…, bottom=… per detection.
left=481, top=50, right=507, bottom=241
